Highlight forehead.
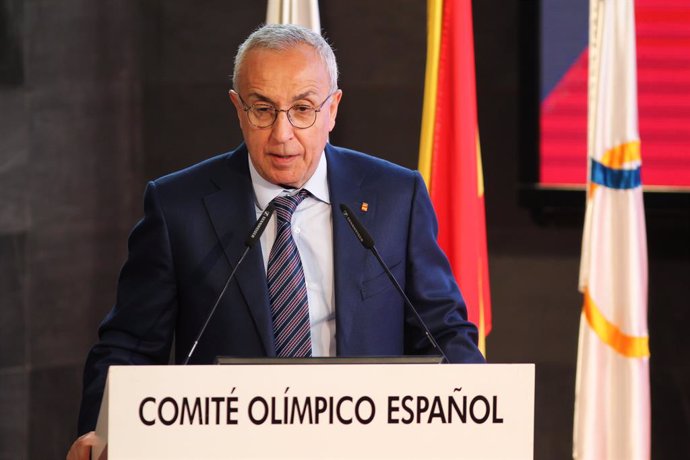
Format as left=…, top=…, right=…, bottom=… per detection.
left=238, top=45, right=330, bottom=99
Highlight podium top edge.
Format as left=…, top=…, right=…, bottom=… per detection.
left=214, top=356, right=444, bottom=365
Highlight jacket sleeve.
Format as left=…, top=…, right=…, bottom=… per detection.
left=403, top=172, right=486, bottom=363
left=77, top=181, right=178, bottom=434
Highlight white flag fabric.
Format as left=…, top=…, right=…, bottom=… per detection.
left=574, top=1, right=651, bottom=459
left=266, top=0, right=321, bottom=34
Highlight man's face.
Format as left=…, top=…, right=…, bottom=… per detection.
left=230, top=44, right=342, bottom=188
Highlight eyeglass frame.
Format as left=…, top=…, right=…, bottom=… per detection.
left=234, top=90, right=338, bottom=129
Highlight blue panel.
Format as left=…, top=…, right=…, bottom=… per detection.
left=540, top=0, right=588, bottom=100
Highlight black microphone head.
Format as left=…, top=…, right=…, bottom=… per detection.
left=245, top=203, right=275, bottom=248
left=340, top=203, right=375, bottom=249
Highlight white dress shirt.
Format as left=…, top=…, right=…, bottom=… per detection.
left=248, top=152, right=336, bottom=357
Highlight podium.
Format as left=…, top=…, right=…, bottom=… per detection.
left=93, top=363, right=534, bottom=459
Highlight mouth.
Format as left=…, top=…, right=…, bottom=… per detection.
left=268, top=152, right=300, bottom=162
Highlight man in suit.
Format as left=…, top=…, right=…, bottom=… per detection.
left=67, top=23, right=484, bottom=459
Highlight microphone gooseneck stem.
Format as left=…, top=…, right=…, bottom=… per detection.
left=369, top=245, right=450, bottom=364
left=183, top=204, right=275, bottom=365
left=183, top=246, right=250, bottom=365
left=339, top=203, right=449, bottom=363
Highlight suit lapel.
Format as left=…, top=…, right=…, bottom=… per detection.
left=203, top=145, right=275, bottom=355
left=326, top=144, right=377, bottom=356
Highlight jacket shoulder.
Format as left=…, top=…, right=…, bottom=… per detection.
left=326, top=144, right=419, bottom=182
left=149, top=145, right=248, bottom=199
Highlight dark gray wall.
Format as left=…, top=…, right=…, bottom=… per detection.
left=0, top=1, right=687, bottom=459
left=1, top=1, right=143, bottom=458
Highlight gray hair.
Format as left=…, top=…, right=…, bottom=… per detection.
left=232, top=23, right=338, bottom=92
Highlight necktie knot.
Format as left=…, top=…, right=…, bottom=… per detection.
left=271, top=189, right=310, bottom=224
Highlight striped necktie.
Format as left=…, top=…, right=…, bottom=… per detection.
left=267, top=190, right=311, bottom=357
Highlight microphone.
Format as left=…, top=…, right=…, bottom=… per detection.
left=339, top=204, right=450, bottom=363
left=183, top=203, right=275, bottom=364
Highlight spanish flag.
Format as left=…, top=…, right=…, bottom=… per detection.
left=574, top=1, right=650, bottom=458
left=418, top=0, right=491, bottom=355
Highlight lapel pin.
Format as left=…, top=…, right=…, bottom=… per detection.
left=360, top=202, right=369, bottom=212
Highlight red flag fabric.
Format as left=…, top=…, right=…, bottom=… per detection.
left=419, top=0, right=492, bottom=352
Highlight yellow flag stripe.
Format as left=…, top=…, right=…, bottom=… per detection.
left=478, top=260, right=486, bottom=357
left=418, top=0, right=443, bottom=186
left=583, top=289, right=650, bottom=358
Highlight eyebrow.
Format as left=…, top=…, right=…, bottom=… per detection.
left=246, top=92, right=275, bottom=104
left=246, top=90, right=320, bottom=105
left=292, top=90, right=319, bottom=102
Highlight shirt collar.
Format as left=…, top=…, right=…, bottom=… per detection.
left=248, top=150, right=330, bottom=210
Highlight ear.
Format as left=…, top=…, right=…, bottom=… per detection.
left=327, top=89, right=343, bottom=132
left=229, top=90, right=244, bottom=120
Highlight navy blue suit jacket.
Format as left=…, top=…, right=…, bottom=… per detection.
left=78, top=143, right=484, bottom=433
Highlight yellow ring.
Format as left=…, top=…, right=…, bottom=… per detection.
left=583, top=289, right=649, bottom=358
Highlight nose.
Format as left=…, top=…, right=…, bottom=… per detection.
left=269, top=110, right=294, bottom=143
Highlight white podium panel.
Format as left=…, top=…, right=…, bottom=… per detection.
left=94, top=363, right=534, bottom=459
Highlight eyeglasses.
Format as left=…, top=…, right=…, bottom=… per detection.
left=237, top=91, right=336, bottom=129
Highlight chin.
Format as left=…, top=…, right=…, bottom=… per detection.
left=269, top=176, right=298, bottom=188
